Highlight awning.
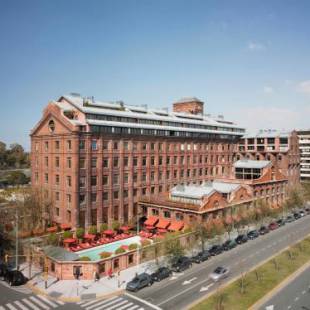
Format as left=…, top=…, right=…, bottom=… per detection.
left=168, top=221, right=184, bottom=232
left=63, top=238, right=76, bottom=244
left=156, top=218, right=170, bottom=229
left=144, top=216, right=159, bottom=227
left=60, top=223, right=71, bottom=230
left=103, top=230, right=115, bottom=235
left=157, top=228, right=167, bottom=233
left=145, top=225, right=155, bottom=230
left=120, top=226, right=130, bottom=232
left=84, top=234, right=96, bottom=240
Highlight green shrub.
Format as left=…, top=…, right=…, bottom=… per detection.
left=88, top=225, right=97, bottom=235
left=63, top=231, right=73, bottom=239
left=112, top=220, right=120, bottom=231
left=48, top=233, right=58, bottom=246
left=115, top=247, right=126, bottom=254
left=79, top=256, right=91, bottom=261
left=141, top=239, right=151, bottom=247
left=128, top=243, right=138, bottom=251
left=183, top=227, right=192, bottom=234
left=100, top=223, right=108, bottom=232
left=99, top=252, right=112, bottom=259
left=76, top=228, right=85, bottom=239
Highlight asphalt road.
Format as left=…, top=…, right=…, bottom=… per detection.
left=260, top=264, right=310, bottom=310
left=131, top=215, right=310, bottom=310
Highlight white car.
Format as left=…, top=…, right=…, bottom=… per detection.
left=209, top=266, right=230, bottom=281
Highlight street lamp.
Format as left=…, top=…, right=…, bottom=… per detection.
left=136, top=210, right=142, bottom=273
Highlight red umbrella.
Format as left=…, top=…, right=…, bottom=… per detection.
left=63, top=238, right=76, bottom=244
left=47, top=226, right=57, bottom=233
left=103, top=230, right=115, bottom=235
left=120, top=226, right=130, bottom=232
left=60, top=223, right=71, bottom=231
left=84, top=234, right=96, bottom=240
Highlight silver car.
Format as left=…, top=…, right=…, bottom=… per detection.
left=209, top=266, right=230, bottom=281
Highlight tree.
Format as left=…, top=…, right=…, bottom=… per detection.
left=88, top=225, right=97, bottom=234
left=286, top=186, right=305, bottom=211
left=7, top=171, right=29, bottom=185
left=47, top=233, right=58, bottom=246
left=100, top=223, right=108, bottom=232
left=164, top=234, right=184, bottom=262
left=194, top=222, right=210, bottom=251
left=112, top=220, right=120, bottom=231
left=76, top=228, right=85, bottom=239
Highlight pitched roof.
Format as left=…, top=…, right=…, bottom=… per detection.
left=42, top=246, right=79, bottom=262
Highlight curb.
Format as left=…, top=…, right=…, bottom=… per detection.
left=186, top=233, right=310, bottom=310
left=250, top=259, right=310, bottom=310
left=26, top=281, right=125, bottom=303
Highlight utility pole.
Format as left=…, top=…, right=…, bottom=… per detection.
left=15, top=207, right=19, bottom=270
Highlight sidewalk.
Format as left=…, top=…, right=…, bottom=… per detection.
left=20, top=260, right=161, bottom=302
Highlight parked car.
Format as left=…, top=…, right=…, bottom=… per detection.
left=259, top=226, right=269, bottom=235
left=268, top=222, right=279, bottom=230
left=4, top=270, right=27, bottom=286
left=247, top=230, right=259, bottom=240
left=222, top=239, right=237, bottom=251
left=276, top=218, right=285, bottom=227
left=208, top=245, right=223, bottom=256
left=235, top=234, right=248, bottom=244
left=305, top=207, right=310, bottom=214
left=286, top=215, right=295, bottom=223
left=171, top=256, right=192, bottom=272
left=191, top=250, right=210, bottom=263
left=299, top=210, right=305, bottom=217
left=293, top=212, right=301, bottom=220
left=150, top=267, right=172, bottom=282
left=126, top=273, right=153, bottom=292
left=209, top=266, right=230, bottom=281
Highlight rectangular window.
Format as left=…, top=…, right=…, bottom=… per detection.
left=44, top=141, right=48, bottom=151
left=79, top=140, right=85, bottom=149
left=113, top=174, right=119, bottom=184
left=103, top=175, right=108, bottom=185
left=113, top=158, right=118, bottom=167
left=91, top=176, right=97, bottom=186
left=133, top=157, right=138, bottom=166
left=67, top=140, right=72, bottom=150
left=45, top=157, right=48, bottom=167
left=45, top=173, right=48, bottom=183
left=123, top=141, right=129, bottom=150
left=55, top=174, right=60, bottom=185
left=91, top=157, right=97, bottom=168
left=103, top=141, right=109, bottom=150
left=124, top=157, right=129, bottom=167
left=113, top=142, right=118, bottom=150
left=103, top=158, right=109, bottom=168
left=67, top=157, right=71, bottom=168
left=55, top=157, right=59, bottom=168
left=55, top=192, right=60, bottom=201
left=103, top=192, right=108, bottom=201
left=66, top=176, right=71, bottom=187
left=124, top=173, right=129, bottom=183
left=91, top=193, right=97, bottom=202
left=55, top=141, right=60, bottom=150
left=79, top=194, right=85, bottom=203
left=67, top=194, right=71, bottom=203
left=142, top=157, right=147, bottom=166
left=91, top=140, right=97, bottom=150
left=113, top=191, right=119, bottom=199
left=124, top=190, right=128, bottom=198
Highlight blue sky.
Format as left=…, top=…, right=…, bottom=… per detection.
left=0, top=0, right=310, bottom=150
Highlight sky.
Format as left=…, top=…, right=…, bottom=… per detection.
left=0, top=0, right=310, bottom=150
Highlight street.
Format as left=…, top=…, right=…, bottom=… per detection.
left=131, top=215, right=310, bottom=310
left=260, top=264, right=310, bottom=310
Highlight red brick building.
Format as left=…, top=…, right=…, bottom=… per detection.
left=30, top=94, right=245, bottom=229
left=237, top=130, right=300, bottom=186
left=139, top=159, right=288, bottom=226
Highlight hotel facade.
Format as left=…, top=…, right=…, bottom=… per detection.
left=30, top=94, right=245, bottom=229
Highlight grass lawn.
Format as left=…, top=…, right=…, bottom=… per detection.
left=192, top=236, right=310, bottom=310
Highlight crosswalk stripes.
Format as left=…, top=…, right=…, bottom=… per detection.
left=0, top=295, right=64, bottom=310
left=78, top=296, right=145, bottom=310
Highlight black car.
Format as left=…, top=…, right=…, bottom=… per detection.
left=286, top=215, right=295, bottom=223
left=191, top=250, right=210, bottom=263
left=305, top=207, right=310, bottom=214
left=247, top=230, right=259, bottom=240
left=126, top=273, right=153, bottom=292
left=293, top=212, right=301, bottom=220
left=171, top=256, right=192, bottom=272
left=4, top=270, right=27, bottom=286
left=235, top=234, right=248, bottom=244
left=300, top=210, right=305, bottom=217
left=150, top=267, right=172, bottom=281
left=276, top=218, right=285, bottom=227
left=259, top=226, right=269, bottom=235
left=222, top=239, right=237, bottom=251
left=208, top=245, right=223, bottom=256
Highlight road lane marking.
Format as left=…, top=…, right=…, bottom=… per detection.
left=183, top=277, right=197, bottom=285
left=200, top=283, right=214, bottom=292
left=37, top=295, right=58, bottom=308
left=5, top=304, right=18, bottom=310
left=29, top=296, right=50, bottom=309
left=294, top=296, right=299, bottom=301
left=22, top=298, right=41, bottom=310
left=86, top=297, right=123, bottom=310
left=125, top=293, right=162, bottom=310
left=102, top=300, right=128, bottom=310
left=14, top=301, right=29, bottom=310
left=117, top=302, right=134, bottom=310
left=81, top=296, right=118, bottom=307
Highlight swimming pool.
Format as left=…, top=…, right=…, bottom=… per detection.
left=76, top=236, right=142, bottom=261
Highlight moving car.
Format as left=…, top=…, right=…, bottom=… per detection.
left=191, top=250, right=210, bottom=263
left=235, top=234, right=248, bottom=244
left=4, top=270, right=27, bottom=286
left=268, top=222, right=278, bottom=231
left=276, top=218, right=285, bottom=227
left=208, top=245, right=223, bottom=256
left=259, top=226, right=269, bottom=235
left=247, top=230, right=259, bottom=240
left=209, top=266, right=230, bottom=281
left=126, top=273, right=153, bottom=292
left=171, top=256, right=192, bottom=272
left=222, top=239, right=237, bottom=251
left=150, top=267, right=172, bottom=282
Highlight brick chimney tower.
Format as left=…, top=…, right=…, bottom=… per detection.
left=173, top=97, right=204, bottom=115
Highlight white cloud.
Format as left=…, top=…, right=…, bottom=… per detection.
left=297, top=80, right=310, bottom=94
left=247, top=41, right=266, bottom=51
left=263, top=86, right=274, bottom=94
